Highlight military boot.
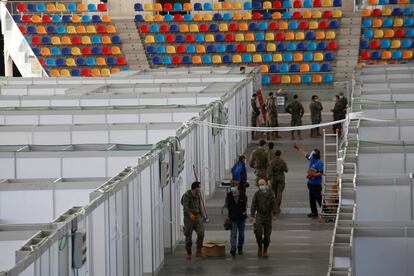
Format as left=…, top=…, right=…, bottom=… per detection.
left=195, top=248, right=205, bottom=258
left=263, top=246, right=269, bottom=258
left=186, top=248, right=192, bottom=260
left=257, top=246, right=263, bottom=257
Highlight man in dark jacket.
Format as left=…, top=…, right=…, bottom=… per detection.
left=226, top=181, right=248, bottom=256
left=309, top=95, right=323, bottom=137
left=251, top=93, right=261, bottom=140
left=332, top=95, right=343, bottom=135
left=286, top=94, right=305, bottom=140
left=231, top=155, right=248, bottom=191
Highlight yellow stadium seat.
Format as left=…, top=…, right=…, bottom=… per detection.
left=36, top=26, right=47, bottom=35
left=281, top=75, right=291, bottom=84
left=312, top=75, right=322, bottom=83
left=239, top=23, right=248, bottom=31
left=76, top=26, right=86, bottom=34
left=219, top=24, right=228, bottom=32
left=145, top=35, right=155, bottom=43
left=67, top=26, right=77, bottom=34
left=382, top=51, right=392, bottom=60
left=192, top=56, right=202, bottom=64
left=361, top=9, right=371, bottom=17
left=205, top=34, right=215, bottom=42
left=71, top=47, right=81, bottom=55
left=295, top=32, right=305, bottom=40
left=403, top=50, right=413, bottom=59
left=265, top=33, right=275, bottom=41
left=203, top=13, right=212, bottom=21
left=272, top=12, right=282, bottom=20
left=91, top=69, right=101, bottom=77
left=223, top=2, right=233, bottom=10
left=247, top=44, right=256, bottom=52
left=153, top=3, right=162, bottom=11
left=102, top=15, right=111, bottom=23
left=144, top=14, right=154, bottom=22
left=194, top=14, right=203, bottom=21
left=60, top=69, right=71, bottom=77
left=245, top=33, right=255, bottom=41
left=236, top=33, right=245, bottom=41
left=273, top=54, right=282, bottom=62
left=180, top=24, right=189, bottom=32
left=333, top=10, right=343, bottom=18
left=47, top=4, right=56, bottom=12
left=382, top=7, right=392, bottom=16
left=292, top=75, right=301, bottom=84
left=96, top=57, right=107, bottom=66
left=233, top=2, right=242, bottom=10
left=57, top=3, right=66, bottom=12
left=279, top=21, right=288, bottom=30
left=314, top=53, right=324, bottom=61
left=377, top=61, right=387, bottom=65
left=368, top=0, right=378, bottom=4
left=66, top=58, right=76, bottom=67
left=77, top=3, right=87, bottom=12
left=213, top=2, right=222, bottom=10
left=316, top=31, right=326, bottom=40
left=61, top=36, right=72, bottom=45
left=400, top=0, right=409, bottom=3
left=263, top=1, right=272, bottom=9
left=144, top=3, right=153, bottom=11
left=167, top=45, right=176, bottom=54
left=294, top=53, right=303, bottom=62
left=102, top=36, right=112, bottom=44
left=101, top=68, right=111, bottom=77
left=261, top=65, right=269, bottom=73
left=40, top=47, right=51, bottom=56
left=303, top=10, right=312, bottom=19
left=374, top=29, right=384, bottom=38
left=107, top=25, right=116, bottom=34
left=309, top=21, right=319, bottom=29
left=111, top=68, right=120, bottom=73
left=323, top=0, right=333, bottom=6
left=312, top=11, right=322, bottom=18
left=300, top=64, right=310, bottom=72
left=32, top=15, right=41, bottom=23
left=242, top=12, right=252, bottom=20
left=232, top=55, right=242, bottom=63
left=285, top=32, right=295, bottom=40
left=190, top=24, right=199, bottom=32
left=233, top=12, right=242, bottom=20
left=384, top=29, right=394, bottom=38
left=184, top=3, right=192, bottom=11
left=72, top=15, right=81, bottom=23
left=267, top=43, right=276, bottom=52
left=196, top=45, right=206, bottom=53
left=326, top=31, right=336, bottom=39
left=154, top=14, right=163, bottom=22
left=81, top=36, right=91, bottom=44
left=111, top=46, right=122, bottom=55
left=49, top=69, right=60, bottom=77
left=253, top=54, right=262, bottom=63
left=391, top=40, right=401, bottom=49
left=372, top=19, right=382, bottom=28
left=212, top=55, right=222, bottom=64
left=52, top=37, right=61, bottom=45
left=393, top=18, right=403, bottom=27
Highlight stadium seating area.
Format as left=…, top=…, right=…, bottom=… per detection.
left=359, top=5, right=414, bottom=64
left=136, top=1, right=341, bottom=85
left=367, top=0, right=414, bottom=5
left=14, top=2, right=128, bottom=77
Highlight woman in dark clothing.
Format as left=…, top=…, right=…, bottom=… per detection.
left=226, top=181, right=248, bottom=256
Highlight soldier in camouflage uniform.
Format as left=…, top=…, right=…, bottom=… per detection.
left=251, top=93, right=261, bottom=140
left=332, top=95, right=343, bottom=135
left=267, top=150, right=288, bottom=215
left=250, top=140, right=269, bottom=184
left=309, top=95, right=323, bottom=138
left=251, top=179, right=277, bottom=258
left=286, top=94, right=305, bottom=140
left=181, top=181, right=205, bottom=260
left=266, top=92, right=281, bottom=140
left=267, top=142, right=276, bottom=164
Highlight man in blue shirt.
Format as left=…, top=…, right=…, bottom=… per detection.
left=294, top=145, right=324, bottom=218
left=231, top=155, right=248, bottom=191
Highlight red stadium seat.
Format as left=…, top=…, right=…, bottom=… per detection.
left=102, top=46, right=111, bottom=55
left=313, top=0, right=322, bottom=7
left=172, top=56, right=182, bottom=64
left=252, top=12, right=262, bottom=20
left=328, top=41, right=338, bottom=50
left=372, top=9, right=381, bottom=17
left=319, top=20, right=329, bottom=29
left=117, top=57, right=127, bottom=65
left=323, top=10, right=333, bottom=18
left=166, top=35, right=175, bottom=43
left=17, top=3, right=27, bottom=12
left=395, top=29, right=405, bottom=38
left=299, top=21, right=309, bottom=29
left=164, top=3, right=172, bottom=12
left=97, top=3, right=107, bottom=11
left=225, top=33, right=235, bottom=42
left=229, top=23, right=238, bottom=31
left=97, top=25, right=107, bottom=34
left=293, top=11, right=303, bottom=19
left=237, top=44, right=246, bottom=52
left=174, top=14, right=183, bottom=22
left=81, top=47, right=92, bottom=55
left=276, top=32, right=285, bottom=40
left=160, top=24, right=169, bottom=33
left=273, top=1, right=282, bottom=9
left=269, top=22, right=279, bottom=30
left=360, top=51, right=370, bottom=60
left=81, top=69, right=91, bottom=77
left=22, top=15, right=31, bottom=23
left=18, top=25, right=27, bottom=34
left=71, top=36, right=81, bottom=45
left=42, top=15, right=51, bottom=23
left=32, top=36, right=42, bottom=45
left=185, top=34, right=195, bottom=42
left=370, top=40, right=380, bottom=49
left=37, top=57, right=46, bottom=67
left=140, top=24, right=149, bottom=33
left=199, top=23, right=208, bottom=32
left=177, top=45, right=186, bottom=54
left=271, top=75, right=281, bottom=84
left=294, top=0, right=302, bottom=8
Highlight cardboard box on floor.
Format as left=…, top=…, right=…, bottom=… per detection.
left=202, top=241, right=226, bottom=257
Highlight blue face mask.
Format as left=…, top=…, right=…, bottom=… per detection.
left=230, top=187, right=238, bottom=193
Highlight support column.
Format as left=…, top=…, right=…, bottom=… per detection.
left=4, top=50, right=13, bottom=77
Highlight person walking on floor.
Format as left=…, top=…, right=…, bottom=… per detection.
left=331, top=95, right=343, bottom=135
left=251, top=179, right=277, bottom=258
left=251, top=93, right=261, bottom=140
left=267, top=142, right=276, bottom=164
left=309, top=95, right=323, bottom=138
left=266, top=92, right=281, bottom=140
left=226, top=181, right=248, bottom=257
left=181, top=181, right=205, bottom=260
left=250, top=140, right=269, bottom=184
left=231, top=155, right=248, bottom=192
left=267, top=150, right=288, bottom=216
left=286, top=94, right=305, bottom=140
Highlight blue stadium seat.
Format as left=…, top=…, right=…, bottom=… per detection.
left=406, top=29, right=414, bottom=38
left=380, top=40, right=391, bottom=49
left=217, top=44, right=226, bottom=53
left=317, top=42, right=327, bottom=50
left=269, top=64, right=279, bottom=73
left=263, top=12, right=272, bottom=20
left=257, top=44, right=266, bottom=52
left=134, top=3, right=143, bottom=11
left=305, top=32, right=315, bottom=40
left=304, top=52, right=313, bottom=62
left=259, top=22, right=268, bottom=31
left=242, top=54, right=252, bottom=63
left=76, top=58, right=86, bottom=66
left=209, top=24, right=218, bottom=32
left=262, top=76, right=270, bottom=85
left=135, top=15, right=144, bottom=23
left=46, top=25, right=57, bottom=34
left=325, top=52, right=334, bottom=61
left=155, top=35, right=165, bottom=43
left=311, top=63, right=321, bottom=72
left=383, top=18, right=393, bottom=28
left=88, top=3, right=97, bottom=12
left=297, top=42, right=307, bottom=51
left=243, top=2, right=252, bottom=10
left=248, top=22, right=258, bottom=31
left=283, top=53, right=293, bottom=62
left=329, top=21, right=340, bottom=29
left=401, top=39, right=412, bottom=49
left=207, top=45, right=216, bottom=53
left=91, top=47, right=101, bottom=55
left=203, top=55, right=212, bottom=64
left=57, top=25, right=66, bottom=34
left=403, top=7, right=413, bottom=16
left=156, top=45, right=166, bottom=54
left=146, top=46, right=156, bottom=54
left=224, top=13, right=233, bottom=20
left=194, top=3, right=202, bottom=11
left=81, top=15, right=90, bottom=23
left=173, top=3, right=183, bottom=11
left=46, top=58, right=56, bottom=67
left=186, top=45, right=196, bottom=54
left=176, top=34, right=185, bottom=43
left=183, top=56, right=192, bottom=64
left=263, top=54, right=272, bottom=62
left=86, top=57, right=96, bottom=66
left=321, top=63, right=331, bottom=72
left=323, top=74, right=333, bottom=83
left=303, top=75, right=312, bottom=84
left=107, top=57, right=117, bottom=66
left=184, top=14, right=193, bottom=22
left=223, top=54, right=232, bottom=64
left=390, top=0, right=398, bottom=4
left=71, top=69, right=81, bottom=77
left=42, top=37, right=51, bottom=45
left=289, top=21, right=298, bottom=30
left=283, top=0, right=292, bottom=8
left=363, top=30, right=373, bottom=39
left=392, top=50, right=402, bottom=59
left=333, top=0, right=342, bottom=7
left=13, top=15, right=21, bottom=23
left=392, top=8, right=402, bottom=16
left=290, top=64, right=299, bottom=72
left=215, top=33, right=224, bottom=42
left=203, top=2, right=212, bottom=10
left=92, top=36, right=102, bottom=44
left=27, top=3, right=37, bottom=12
left=32, top=48, right=40, bottom=56
left=27, top=26, right=36, bottom=35
left=307, top=42, right=317, bottom=51
left=152, top=56, right=162, bottom=65
left=92, top=15, right=101, bottom=23
left=287, top=42, right=297, bottom=51
left=303, top=0, right=312, bottom=8
left=226, top=44, right=236, bottom=53
left=362, top=19, right=372, bottom=29
left=277, top=43, right=286, bottom=52
left=282, top=11, right=292, bottom=19
left=371, top=51, right=381, bottom=60
left=404, top=18, right=414, bottom=27
left=162, top=56, right=172, bottom=65
left=67, top=3, right=77, bottom=13
left=213, top=13, right=223, bottom=21
left=170, top=24, right=179, bottom=33
left=62, top=15, right=72, bottom=23
left=150, top=24, right=159, bottom=33
left=280, top=64, right=289, bottom=73
left=37, top=3, right=46, bottom=13
left=60, top=47, right=70, bottom=56
left=379, top=0, right=388, bottom=4
left=253, top=1, right=262, bottom=9
left=360, top=40, right=369, bottom=49
left=195, top=34, right=204, bottom=43
left=256, top=33, right=265, bottom=41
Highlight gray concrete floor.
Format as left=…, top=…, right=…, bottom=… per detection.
left=159, top=123, right=334, bottom=276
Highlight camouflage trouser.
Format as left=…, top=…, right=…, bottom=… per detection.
left=271, top=179, right=285, bottom=214
left=268, top=116, right=279, bottom=137
left=184, top=217, right=205, bottom=251
left=311, top=118, right=321, bottom=136
left=251, top=114, right=259, bottom=139
left=291, top=116, right=302, bottom=136
left=254, top=216, right=272, bottom=248
left=255, top=169, right=267, bottom=184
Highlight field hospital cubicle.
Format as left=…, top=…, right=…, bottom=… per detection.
left=0, top=68, right=256, bottom=276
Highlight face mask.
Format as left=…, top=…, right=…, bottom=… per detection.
left=259, top=185, right=266, bottom=191
left=315, top=98, right=319, bottom=102
left=196, top=188, right=201, bottom=193
left=230, top=187, right=238, bottom=193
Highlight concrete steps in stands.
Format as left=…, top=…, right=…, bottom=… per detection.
left=112, top=18, right=150, bottom=71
